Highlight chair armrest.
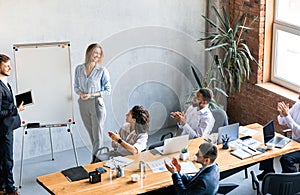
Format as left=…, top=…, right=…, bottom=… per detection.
left=97, top=146, right=110, bottom=154
left=250, top=171, right=261, bottom=195
left=160, top=132, right=173, bottom=141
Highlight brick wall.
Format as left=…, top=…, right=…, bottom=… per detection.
left=226, top=0, right=296, bottom=132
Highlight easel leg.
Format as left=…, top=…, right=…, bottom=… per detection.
left=19, top=126, right=26, bottom=188
left=68, top=124, right=79, bottom=166
left=48, top=127, right=54, bottom=161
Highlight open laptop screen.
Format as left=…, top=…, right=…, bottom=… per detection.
left=217, top=123, right=239, bottom=144
left=263, top=120, right=275, bottom=143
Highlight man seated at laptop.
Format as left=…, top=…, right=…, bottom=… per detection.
left=164, top=142, right=219, bottom=195
left=171, top=88, right=215, bottom=139
left=97, top=105, right=150, bottom=161
left=257, top=92, right=300, bottom=180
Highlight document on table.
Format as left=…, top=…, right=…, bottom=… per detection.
left=104, top=156, right=134, bottom=169
left=179, top=161, right=199, bottom=174
left=239, top=126, right=258, bottom=136
left=147, top=157, right=171, bottom=173
left=147, top=158, right=199, bottom=174
left=230, top=140, right=262, bottom=160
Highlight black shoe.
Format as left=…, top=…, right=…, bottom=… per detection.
left=257, top=170, right=275, bottom=181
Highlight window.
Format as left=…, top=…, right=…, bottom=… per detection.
left=271, top=0, right=300, bottom=91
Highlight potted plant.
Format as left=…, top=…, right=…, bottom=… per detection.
left=186, top=64, right=227, bottom=110
left=179, top=148, right=189, bottom=161
left=198, top=6, right=259, bottom=94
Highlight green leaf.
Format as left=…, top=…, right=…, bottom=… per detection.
left=212, top=6, right=227, bottom=31
left=201, top=15, right=226, bottom=34
left=205, top=43, right=228, bottom=51
left=222, top=7, right=230, bottom=30
left=191, top=66, right=203, bottom=88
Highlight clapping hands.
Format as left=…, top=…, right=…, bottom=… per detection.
left=277, top=101, right=289, bottom=117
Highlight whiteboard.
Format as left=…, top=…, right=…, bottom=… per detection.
left=13, top=42, right=74, bottom=125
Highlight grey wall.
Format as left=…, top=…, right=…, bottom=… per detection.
left=0, top=0, right=207, bottom=160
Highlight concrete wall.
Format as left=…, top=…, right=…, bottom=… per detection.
left=0, top=0, right=208, bottom=160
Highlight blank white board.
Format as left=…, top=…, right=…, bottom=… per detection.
left=13, top=42, right=74, bottom=125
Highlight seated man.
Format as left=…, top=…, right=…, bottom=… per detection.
left=165, top=142, right=220, bottom=195
left=97, top=105, right=150, bottom=161
left=278, top=94, right=300, bottom=173
left=171, top=88, right=215, bottom=139
left=257, top=92, right=300, bottom=179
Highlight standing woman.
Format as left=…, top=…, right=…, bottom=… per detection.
left=74, top=43, right=111, bottom=163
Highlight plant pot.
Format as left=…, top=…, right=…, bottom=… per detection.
left=179, top=152, right=189, bottom=161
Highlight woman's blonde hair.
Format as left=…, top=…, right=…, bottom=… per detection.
left=85, top=43, right=104, bottom=65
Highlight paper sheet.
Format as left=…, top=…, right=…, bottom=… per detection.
left=146, top=157, right=171, bottom=173
left=104, top=156, right=134, bottom=169
left=239, top=126, right=258, bottom=136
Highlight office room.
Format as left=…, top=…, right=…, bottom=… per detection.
left=1, top=0, right=299, bottom=194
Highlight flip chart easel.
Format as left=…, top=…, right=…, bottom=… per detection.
left=19, top=121, right=78, bottom=188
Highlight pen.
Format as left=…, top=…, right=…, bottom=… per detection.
left=247, top=146, right=256, bottom=152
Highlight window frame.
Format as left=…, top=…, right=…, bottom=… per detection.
left=271, top=0, right=300, bottom=92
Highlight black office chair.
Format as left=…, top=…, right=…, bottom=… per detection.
left=250, top=170, right=300, bottom=195
left=148, top=132, right=174, bottom=150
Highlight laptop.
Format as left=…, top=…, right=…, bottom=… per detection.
left=217, top=123, right=239, bottom=144
left=154, top=135, right=189, bottom=155
left=263, top=120, right=291, bottom=148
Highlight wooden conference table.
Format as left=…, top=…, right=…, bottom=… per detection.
left=37, top=123, right=300, bottom=195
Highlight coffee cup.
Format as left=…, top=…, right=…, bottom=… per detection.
left=131, top=174, right=140, bottom=182
left=266, top=143, right=275, bottom=150
left=229, top=144, right=238, bottom=151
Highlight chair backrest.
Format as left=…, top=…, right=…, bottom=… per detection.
left=262, top=172, right=300, bottom=195
left=211, top=109, right=229, bottom=134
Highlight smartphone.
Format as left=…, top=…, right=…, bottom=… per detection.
left=96, top=167, right=107, bottom=173
left=256, top=147, right=267, bottom=153
left=240, top=136, right=252, bottom=140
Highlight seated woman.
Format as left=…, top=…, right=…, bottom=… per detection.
left=98, top=105, right=150, bottom=161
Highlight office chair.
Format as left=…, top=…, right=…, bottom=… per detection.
left=250, top=170, right=300, bottom=195
left=148, top=132, right=173, bottom=150
left=210, top=108, right=229, bottom=134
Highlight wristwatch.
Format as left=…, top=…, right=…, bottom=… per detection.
left=118, top=138, right=123, bottom=144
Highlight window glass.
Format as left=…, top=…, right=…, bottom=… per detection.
left=276, top=0, right=300, bottom=26
left=273, top=27, right=300, bottom=87
left=271, top=0, right=300, bottom=91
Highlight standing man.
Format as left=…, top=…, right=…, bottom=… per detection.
left=171, top=88, right=215, bottom=139
left=165, top=142, right=220, bottom=195
left=0, top=54, right=25, bottom=195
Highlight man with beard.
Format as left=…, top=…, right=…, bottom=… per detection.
left=171, top=88, right=215, bottom=139
left=0, top=54, right=25, bottom=195
left=165, top=142, right=219, bottom=195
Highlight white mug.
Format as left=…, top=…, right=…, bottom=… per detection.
left=131, top=174, right=140, bottom=182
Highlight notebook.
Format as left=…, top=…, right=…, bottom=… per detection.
left=217, top=123, right=239, bottom=144
left=61, top=166, right=89, bottom=182
left=154, top=135, right=189, bottom=155
left=15, top=90, right=34, bottom=106
left=263, top=120, right=291, bottom=148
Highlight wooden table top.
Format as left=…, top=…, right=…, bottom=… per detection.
left=37, top=123, right=300, bottom=195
